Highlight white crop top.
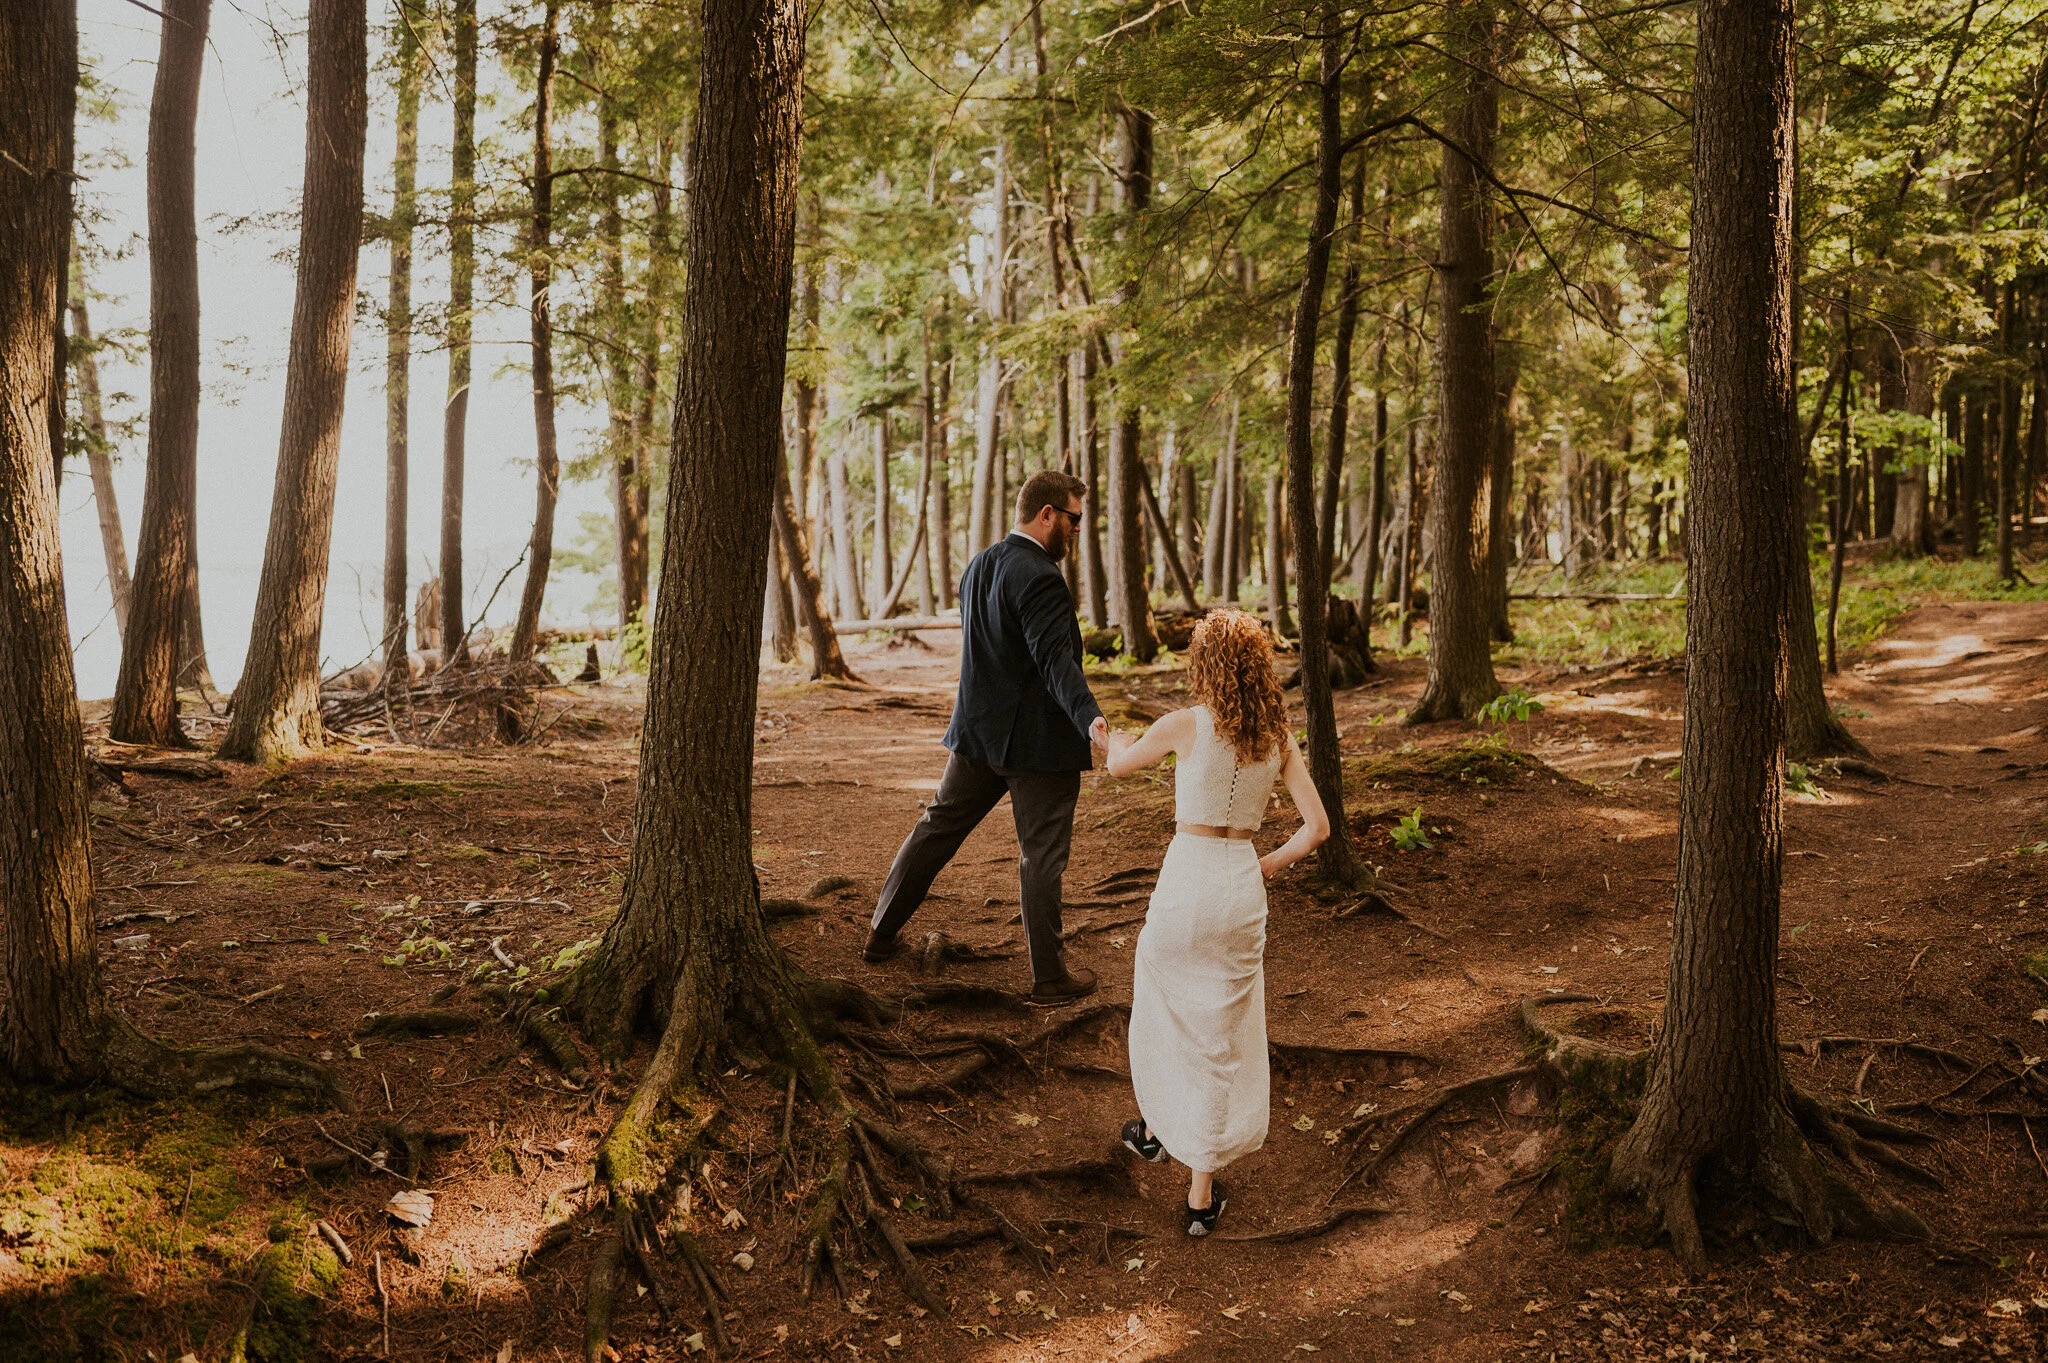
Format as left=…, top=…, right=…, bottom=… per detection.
left=1174, top=705, right=1291, bottom=830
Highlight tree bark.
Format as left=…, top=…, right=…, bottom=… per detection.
left=1107, top=103, right=1158, bottom=659
left=2, top=0, right=103, bottom=1081
left=1606, top=0, right=1907, bottom=1266
left=111, top=0, right=210, bottom=745
left=601, top=10, right=650, bottom=639
left=773, top=441, right=859, bottom=682
left=382, top=0, right=422, bottom=682
left=933, top=343, right=956, bottom=610
left=67, top=290, right=134, bottom=636
left=870, top=393, right=893, bottom=612
left=1354, top=347, right=1389, bottom=614
left=438, top=0, right=477, bottom=664
left=218, top=0, right=368, bottom=764
left=1075, top=341, right=1106, bottom=623
left=506, top=0, right=562, bottom=711
left=622, top=134, right=673, bottom=636
left=1409, top=0, right=1502, bottom=722
left=1998, top=281, right=2022, bottom=584
left=1264, top=472, right=1292, bottom=636
left=1320, top=155, right=1367, bottom=598
left=1487, top=353, right=1517, bottom=643
left=1284, top=19, right=1370, bottom=886
left=969, top=141, right=1009, bottom=556
left=574, top=0, right=810, bottom=1062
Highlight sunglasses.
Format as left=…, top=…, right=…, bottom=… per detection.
left=1051, top=505, right=1083, bottom=528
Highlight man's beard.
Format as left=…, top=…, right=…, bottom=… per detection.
left=1046, top=524, right=1071, bottom=560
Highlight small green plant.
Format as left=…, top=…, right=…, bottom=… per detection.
left=618, top=609, right=652, bottom=673
left=1390, top=807, right=1434, bottom=852
left=1784, top=762, right=1828, bottom=800
left=1476, top=689, right=1545, bottom=724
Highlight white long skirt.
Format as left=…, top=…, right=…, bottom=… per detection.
left=1127, top=832, right=1269, bottom=1173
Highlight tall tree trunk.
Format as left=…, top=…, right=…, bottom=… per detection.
left=623, top=135, right=673, bottom=637
left=1284, top=20, right=1370, bottom=886
left=1488, top=354, right=1517, bottom=642
left=1396, top=423, right=1418, bottom=644
left=826, top=435, right=862, bottom=620
left=1107, top=105, right=1157, bottom=658
left=382, top=0, right=422, bottom=683
left=1998, top=282, right=2022, bottom=584
left=601, top=11, right=647, bottom=640
left=933, top=344, right=956, bottom=609
left=1075, top=342, right=1107, bottom=622
left=573, top=0, right=809, bottom=1066
left=1203, top=409, right=1230, bottom=598
left=766, top=529, right=797, bottom=662
left=218, top=0, right=368, bottom=764
left=1354, top=350, right=1389, bottom=612
left=111, top=0, right=210, bottom=745
left=68, top=290, right=133, bottom=635
left=439, top=0, right=477, bottom=663
left=1176, top=461, right=1199, bottom=585
left=1264, top=472, right=1292, bottom=636
left=1409, top=0, right=1502, bottom=722
left=506, top=0, right=562, bottom=711
left=1320, top=156, right=1366, bottom=598
left=969, top=141, right=1009, bottom=555
left=2, top=0, right=102, bottom=1081
left=1962, top=389, right=1985, bottom=556
left=1606, top=0, right=1915, bottom=1265
left=870, top=400, right=892, bottom=612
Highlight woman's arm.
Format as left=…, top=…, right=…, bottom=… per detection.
left=1103, top=708, right=1196, bottom=778
left=1259, top=736, right=1331, bottom=879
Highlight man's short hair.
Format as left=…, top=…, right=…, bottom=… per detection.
left=1016, top=469, right=1087, bottom=525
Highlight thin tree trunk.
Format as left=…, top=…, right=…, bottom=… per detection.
left=1998, top=281, right=2021, bottom=584
left=505, top=0, right=562, bottom=715
left=1284, top=18, right=1370, bottom=885
left=439, top=0, right=477, bottom=663
left=933, top=344, right=956, bottom=609
left=1320, top=156, right=1366, bottom=598
left=1107, top=104, right=1157, bottom=659
left=1176, top=461, right=1199, bottom=587
left=68, top=290, right=133, bottom=635
left=111, top=0, right=210, bottom=745
left=573, top=0, right=811, bottom=1059
left=2, top=0, right=104, bottom=1081
left=1397, top=423, right=1417, bottom=645
left=1076, top=342, right=1106, bottom=623
left=218, top=0, right=369, bottom=764
left=1825, top=307, right=1851, bottom=673
left=870, top=396, right=892, bottom=612
left=1354, top=348, right=1388, bottom=614
left=382, top=0, right=422, bottom=683
left=970, top=141, right=1009, bottom=555
left=601, top=9, right=648, bottom=639
left=766, top=529, right=797, bottom=662
left=1203, top=414, right=1229, bottom=598
left=1488, top=354, right=1516, bottom=642
left=773, top=441, right=859, bottom=682
left=1409, top=0, right=1502, bottom=722
left=826, top=439, right=862, bottom=620
left=1264, top=473, right=1292, bottom=636
left=622, top=135, right=672, bottom=635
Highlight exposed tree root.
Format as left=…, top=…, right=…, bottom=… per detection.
left=1218, top=1202, right=1397, bottom=1244
left=1332, top=885, right=1449, bottom=939
left=481, top=982, right=588, bottom=1079
left=960, top=1153, right=1135, bottom=1194
left=865, top=1003, right=1123, bottom=1100
left=904, top=980, right=1035, bottom=1011
left=354, top=1009, right=481, bottom=1038
left=1519, top=994, right=1935, bottom=1269
left=99, top=1018, right=350, bottom=1110
left=761, top=896, right=822, bottom=920
left=917, top=930, right=1020, bottom=975
left=1270, top=1040, right=1436, bottom=1068
left=907, top=1218, right=1148, bottom=1258
left=1328, top=1066, right=1539, bottom=1203
left=1782, top=1036, right=1976, bottom=1072
left=1082, top=866, right=1158, bottom=893
left=582, top=1209, right=629, bottom=1363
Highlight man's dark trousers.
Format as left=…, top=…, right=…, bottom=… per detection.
left=870, top=751, right=1078, bottom=987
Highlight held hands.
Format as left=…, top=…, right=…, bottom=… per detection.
left=1088, top=716, right=1110, bottom=754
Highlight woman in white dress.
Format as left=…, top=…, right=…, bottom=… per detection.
left=1100, top=610, right=1329, bottom=1235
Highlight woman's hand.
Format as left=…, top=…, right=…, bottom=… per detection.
left=1258, top=853, right=1284, bottom=880
left=1105, top=729, right=1135, bottom=756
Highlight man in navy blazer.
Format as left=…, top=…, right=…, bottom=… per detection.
left=865, top=469, right=1108, bottom=1006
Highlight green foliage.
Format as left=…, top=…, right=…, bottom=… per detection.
left=1389, top=807, right=1433, bottom=852
left=1783, top=762, right=1827, bottom=800
left=1476, top=688, right=1546, bottom=724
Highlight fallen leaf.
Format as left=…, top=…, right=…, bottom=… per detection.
left=2033, top=1009, right=2048, bottom=1025
left=721, top=1208, right=747, bottom=1229
left=385, top=1190, right=435, bottom=1227
left=1124, top=1257, right=1145, bottom=1272
left=1221, top=1306, right=1246, bottom=1320
left=1989, top=1299, right=2025, bottom=1317
left=1127, top=1313, right=1142, bottom=1335
left=1394, top=1318, right=1416, bottom=1327
left=884, top=1336, right=903, bottom=1349
left=1445, top=1291, right=1468, bottom=1303
left=1293, top=1115, right=1315, bottom=1131
left=1937, top=1336, right=1964, bottom=1348
left=1322, top=1128, right=1342, bottom=1145
left=1393, top=1077, right=1425, bottom=1091
left=1524, top=1301, right=1548, bottom=1314
left=682, top=1333, right=706, bottom=1354
left=1352, top=1101, right=1379, bottom=1118
left=496, top=1344, right=512, bottom=1363
left=731, top=1251, right=756, bottom=1271
left=773, top=1325, right=789, bottom=1343
left=1012, top=1113, right=1041, bottom=1127
left=1296, top=1346, right=1320, bottom=1354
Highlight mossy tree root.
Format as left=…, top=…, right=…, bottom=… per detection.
left=100, top=1018, right=351, bottom=1110
left=1519, top=995, right=1933, bottom=1271
left=481, top=982, right=588, bottom=1079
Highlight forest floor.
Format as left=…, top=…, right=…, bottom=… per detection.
left=11, top=584, right=2048, bottom=1361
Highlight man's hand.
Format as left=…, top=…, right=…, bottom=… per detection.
left=1089, top=716, right=1109, bottom=752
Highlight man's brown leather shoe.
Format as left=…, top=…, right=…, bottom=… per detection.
left=1028, top=966, right=1098, bottom=1007
left=862, top=931, right=901, bottom=965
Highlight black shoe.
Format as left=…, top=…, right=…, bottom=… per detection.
left=1027, top=966, right=1098, bottom=1008
left=1121, top=1119, right=1168, bottom=1164
left=862, top=931, right=900, bottom=965
left=1186, top=1181, right=1228, bottom=1237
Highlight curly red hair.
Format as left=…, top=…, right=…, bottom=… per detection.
left=1185, top=610, right=1287, bottom=764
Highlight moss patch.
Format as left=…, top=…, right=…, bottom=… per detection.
left=1358, top=737, right=1564, bottom=789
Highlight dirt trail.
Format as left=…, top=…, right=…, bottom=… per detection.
left=11, top=604, right=2048, bottom=1360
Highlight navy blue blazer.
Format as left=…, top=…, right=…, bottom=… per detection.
left=942, top=532, right=1104, bottom=773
